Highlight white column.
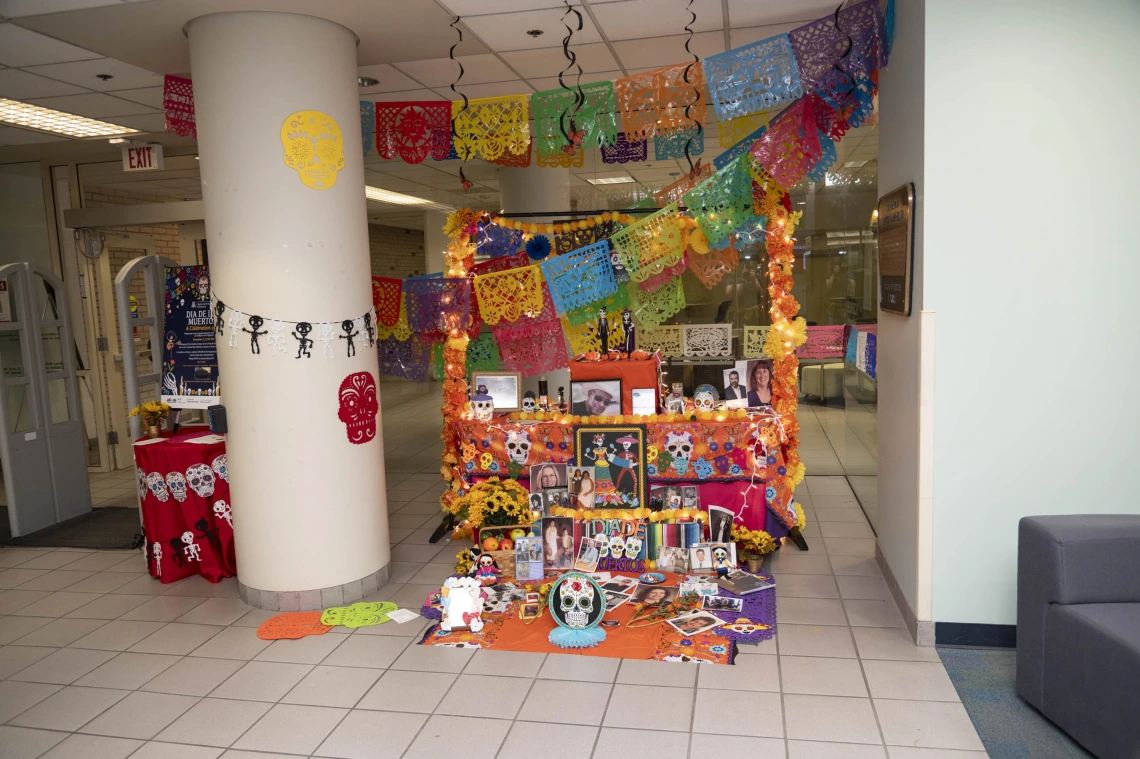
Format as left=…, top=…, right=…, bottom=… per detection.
left=423, top=210, right=449, bottom=274
left=498, top=165, right=571, bottom=399
left=187, top=11, right=389, bottom=608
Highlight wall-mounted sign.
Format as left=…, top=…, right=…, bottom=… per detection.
left=122, top=143, right=165, bottom=172
left=877, top=183, right=915, bottom=316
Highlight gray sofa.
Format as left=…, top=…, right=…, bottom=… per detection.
left=1017, top=515, right=1140, bottom=759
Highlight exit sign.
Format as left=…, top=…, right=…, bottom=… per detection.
left=122, top=143, right=164, bottom=172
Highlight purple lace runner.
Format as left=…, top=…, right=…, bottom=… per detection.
left=788, top=0, right=887, bottom=91
left=710, top=578, right=777, bottom=644
left=404, top=278, right=472, bottom=334
left=601, top=132, right=648, bottom=164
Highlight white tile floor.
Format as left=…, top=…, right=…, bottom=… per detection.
left=0, top=378, right=984, bottom=758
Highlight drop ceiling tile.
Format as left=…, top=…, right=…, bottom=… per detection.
left=464, top=6, right=601, bottom=52
left=726, top=0, right=837, bottom=28
left=26, top=92, right=155, bottom=118
left=590, top=0, right=724, bottom=41
left=103, top=85, right=164, bottom=108
left=612, top=31, right=725, bottom=70
left=356, top=63, right=422, bottom=92
left=525, top=70, right=623, bottom=94
left=369, top=89, right=448, bottom=103
left=0, top=125, right=68, bottom=143
left=729, top=23, right=803, bottom=48
left=440, top=0, right=563, bottom=14
left=0, top=23, right=100, bottom=67
left=23, top=57, right=163, bottom=92
left=435, top=80, right=533, bottom=99
left=105, top=112, right=165, bottom=133
left=395, top=55, right=517, bottom=88
left=0, top=68, right=88, bottom=99
left=504, top=44, right=619, bottom=80
left=0, top=0, right=150, bottom=17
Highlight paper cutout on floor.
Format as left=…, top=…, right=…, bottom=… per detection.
left=257, top=611, right=333, bottom=640
left=321, top=601, right=398, bottom=628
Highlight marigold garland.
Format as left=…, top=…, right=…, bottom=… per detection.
left=438, top=211, right=477, bottom=511
left=794, top=502, right=806, bottom=531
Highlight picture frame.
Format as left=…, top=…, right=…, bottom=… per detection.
left=689, top=543, right=714, bottom=572
left=656, top=546, right=689, bottom=574
left=541, top=516, right=575, bottom=571
left=530, top=463, right=568, bottom=493
left=707, top=505, right=734, bottom=543
left=570, top=379, right=623, bottom=418
left=631, top=387, right=657, bottom=416
left=567, top=466, right=596, bottom=510
left=741, top=359, right=774, bottom=409
left=575, top=425, right=648, bottom=509
left=471, top=371, right=523, bottom=412
left=722, top=364, right=748, bottom=402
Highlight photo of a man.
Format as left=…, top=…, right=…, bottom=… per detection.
left=689, top=544, right=713, bottom=571
left=571, top=381, right=621, bottom=417
left=723, top=368, right=746, bottom=400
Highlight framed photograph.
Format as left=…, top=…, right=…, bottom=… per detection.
left=530, top=463, right=568, bottom=493
left=631, top=584, right=679, bottom=607
left=702, top=595, right=744, bottom=613
left=631, top=387, right=657, bottom=416
left=520, top=603, right=541, bottom=620
left=723, top=365, right=747, bottom=401
left=541, top=517, right=575, bottom=570
left=742, top=359, right=774, bottom=409
left=515, top=537, right=544, bottom=582
left=603, top=590, right=632, bottom=611
left=666, top=611, right=723, bottom=635
left=689, top=543, right=713, bottom=571
left=573, top=537, right=604, bottom=572
left=529, top=493, right=545, bottom=514
left=682, top=485, right=699, bottom=510
left=575, top=425, right=648, bottom=509
left=656, top=546, right=688, bottom=574
left=600, top=575, right=639, bottom=594
left=707, top=505, right=734, bottom=543
left=571, top=379, right=622, bottom=417
left=471, top=371, right=522, bottom=411
left=543, top=488, right=569, bottom=511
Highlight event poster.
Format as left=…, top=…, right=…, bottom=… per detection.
left=162, top=266, right=219, bottom=407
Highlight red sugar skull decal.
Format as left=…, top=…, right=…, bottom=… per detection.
left=338, top=371, right=378, bottom=444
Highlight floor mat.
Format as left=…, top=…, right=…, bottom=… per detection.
left=937, top=646, right=1094, bottom=758
left=3, top=507, right=144, bottom=550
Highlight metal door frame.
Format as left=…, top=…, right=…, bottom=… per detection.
left=114, top=255, right=176, bottom=441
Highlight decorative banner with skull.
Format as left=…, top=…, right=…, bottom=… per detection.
left=338, top=372, right=379, bottom=445
left=280, top=110, right=345, bottom=190
left=547, top=571, right=607, bottom=648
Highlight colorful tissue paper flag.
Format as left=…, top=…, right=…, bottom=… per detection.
left=715, top=122, right=769, bottom=171
left=601, top=132, right=648, bottom=164
left=360, top=101, right=374, bottom=157
left=540, top=240, right=619, bottom=315
left=473, top=265, right=545, bottom=325
left=628, top=276, right=686, bottom=328
left=499, top=319, right=569, bottom=377
left=476, top=223, right=524, bottom=259
left=371, top=277, right=402, bottom=328
left=654, top=126, right=704, bottom=160
left=374, top=101, right=452, bottom=164
left=750, top=98, right=823, bottom=189
left=717, top=112, right=769, bottom=150
left=451, top=95, right=530, bottom=162
left=615, top=62, right=707, bottom=141
left=611, top=205, right=686, bottom=284
left=532, top=81, right=618, bottom=158
left=403, top=277, right=472, bottom=334
left=704, top=34, right=804, bottom=121
left=163, top=75, right=195, bottom=138
left=683, top=156, right=756, bottom=247
left=788, top=0, right=887, bottom=90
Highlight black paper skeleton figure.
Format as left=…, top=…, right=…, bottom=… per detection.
left=168, top=537, right=188, bottom=569
left=194, top=518, right=223, bottom=555
left=597, top=307, right=610, bottom=353
left=293, top=322, right=314, bottom=359
left=362, top=312, right=375, bottom=347
left=215, top=301, right=225, bottom=336
left=339, top=319, right=358, bottom=357
left=620, top=309, right=636, bottom=353
left=242, top=315, right=267, bottom=355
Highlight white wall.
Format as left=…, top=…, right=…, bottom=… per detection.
left=923, top=0, right=1140, bottom=624
left=0, top=162, right=52, bottom=270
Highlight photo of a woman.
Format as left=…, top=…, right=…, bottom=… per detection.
left=746, top=359, right=774, bottom=407
left=529, top=463, right=567, bottom=494
left=577, top=469, right=595, bottom=510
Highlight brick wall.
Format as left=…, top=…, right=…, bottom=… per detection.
left=368, top=224, right=425, bottom=278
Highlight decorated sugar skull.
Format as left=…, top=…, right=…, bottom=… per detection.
left=597, top=537, right=610, bottom=559
left=280, top=110, right=345, bottom=190
left=521, top=390, right=537, bottom=413
left=211, top=454, right=228, bottom=483
left=503, top=429, right=531, bottom=464
left=338, top=371, right=379, bottom=444
left=136, top=467, right=147, bottom=501
left=724, top=617, right=766, bottom=635
left=165, top=472, right=188, bottom=502
left=664, top=430, right=694, bottom=463
left=145, top=472, right=169, bottom=502
left=693, top=383, right=719, bottom=411
left=185, top=463, right=215, bottom=498
left=607, top=533, right=626, bottom=560
left=548, top=572, right=607, bottom=648
left=471, top=392, right=495, bottom=422
left=624, top=534, right=643, bottom=559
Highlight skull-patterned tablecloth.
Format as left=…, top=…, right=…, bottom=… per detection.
left=132, top=426, right=236, bottom=584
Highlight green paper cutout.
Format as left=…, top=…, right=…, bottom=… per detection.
left=532, top=81, right=618, bottom=159
left=321, top=601, right=398, bottom=628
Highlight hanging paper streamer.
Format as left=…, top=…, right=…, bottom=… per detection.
left=490, top=138, right=532, bottom=168
left=628, top=276, right=686, bottom=328
left=638, top=258, right=687, bottom=293
left=717, top=112, right=769, bottom=150
left=788, top=0, right=887, bottom=90
left=371, top=277, right=402, bottom=328
left=750, top=98, right=823, bottom=189
left=814, top=72, right=876, bottom=139
left=451, top=95, right=530, bottom=162
left=499, top=319, right=569, bottom=377
left=490, top=282, right=559, bottom=344
left=471, top=250, right=529, bottom=278
left=654, top=162, right=713, bottom=207
left=532, top=81, right=618, bottom=159
left=404, top=277, right=472, bottom=334
left=654, top=126, right=704, bottom=160
left=473, top=265, right=545, bottom=325
left=540, top=241, right=619, bottom=315
left=378, top=333, right=434, bottom=380
left=684, top=156, right=755, bottom=247
left=476, top=222, right=524, bottom=259
left=612, top=205, right=686, bottom=283
left=163, top=75, right=196, bottom=138
left=687, top=244, right=740, bottom=290
left=806, top=130, right=838, bottom=184
left=375, top=101, right=452, bottom=164
left=704, top=35, right=804, bottom=121
left=375, top=293, right=411, bottom=342
left=360, top=102, right=374, bottom=157
left=600, top=132, right=648, bottom=165
left=563, top=285, right=631, bottom=328
left=465, top=332, right=501, bottom=372
left=615, top=63, right=707, bottom=141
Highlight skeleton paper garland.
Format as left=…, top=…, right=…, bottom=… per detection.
left=547, top=571, right=607, bottom=648
left=213, top=297, right=374, bottom=359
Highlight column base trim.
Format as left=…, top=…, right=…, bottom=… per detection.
left=239, top=564, right=391, bottom=611
left=875, top=544, right=935, bottom=647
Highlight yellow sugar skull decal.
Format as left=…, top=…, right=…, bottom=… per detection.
left=281, top=110, right=344, bottom=190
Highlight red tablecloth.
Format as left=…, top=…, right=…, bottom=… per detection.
left=132, top=427, right=236, bottom=583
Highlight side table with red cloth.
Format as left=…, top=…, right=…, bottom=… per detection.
left=569, top=355, right=660, bottom=415
left=133, top=427, right=237, bottom=583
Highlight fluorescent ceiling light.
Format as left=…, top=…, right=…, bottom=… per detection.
left=364, top=185, right=455, bottom=212
left=587, top=176, right=636, bottom=185
left=0, top=98, right=139, bottom=139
